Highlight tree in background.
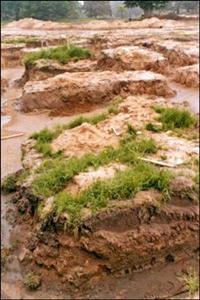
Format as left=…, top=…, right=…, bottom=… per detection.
left=117, top=4, right=127, bottom=18
left=124, top=1, right=169, bottom=17
left=1, top=0, right=80, bottom=21
left=83, top=1, right=112, bottom=18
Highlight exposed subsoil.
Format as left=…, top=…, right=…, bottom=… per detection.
left=1, top=17, right=199, bottom=299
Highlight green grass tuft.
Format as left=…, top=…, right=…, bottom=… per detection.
left=1, top=174, right=18, bottom=193
left=182, top=270, right=199, bottom=296
left=54, top=161, right=172, bottom=226
left=3, top=37, right=39, bottom=45
left=32, top=137, right=158, bottom=198
left=153, top=107, right=197, bottom=130
left=146, top=122, right=162, bottom=132
left=24, top=44, right=91, bottom=66
left=24, top=272, right=41, bottom=290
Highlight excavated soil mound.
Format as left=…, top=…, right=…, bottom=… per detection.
left=51, top=122, right=119, bottom=158
left=97, top=46, right=169, bottom=74
left=4, top=17, right=184, bottom=31
left=21, top=71, right=175, bottom=113
left=1, top=44, right=25, bottom=68
left=19, top=190, right=198, bottom=287
left=139, top=40, right=199, bottom=66
left=20, top=59, right=97, bottom=84
left=173, top=64, right=199, bottom=88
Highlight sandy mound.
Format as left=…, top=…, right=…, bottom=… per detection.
left=51, top=122, right=119, bottom=158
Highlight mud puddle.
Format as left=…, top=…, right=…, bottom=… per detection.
left=169, top=81, right=199, bottom=114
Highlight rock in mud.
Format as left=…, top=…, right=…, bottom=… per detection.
left=21, top=71, right=175, bottom=113
left=97, top=46, right=169, bottom=74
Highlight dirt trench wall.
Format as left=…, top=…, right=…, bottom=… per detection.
left=21, top=71, right=175, bottom=114
left=19, top=196, right=199, bottom=288
left=173, top=64, right=199, bottom=88
left=1, top=45, right=25, bottom=68
left=139, top=41, right=198, bottom=67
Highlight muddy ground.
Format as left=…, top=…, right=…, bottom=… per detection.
left=1, top=17, right=199, bottom=299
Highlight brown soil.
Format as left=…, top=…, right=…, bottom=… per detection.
left=21, top=71, right=175, bottom=114
left=1, top=17, right=199, bottom=300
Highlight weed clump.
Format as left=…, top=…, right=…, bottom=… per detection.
left=1, top=174, right=18, bottom=193
left=182, top=270, right=199, bottom=296
left=32, top=137, right=159, bottom=198
left=24, top=272, right=41, bottom=290
left=24, top=44, right=91, bottom=66
left=153, top=106, right=197, bottom=130
left=146, top=122, right=162, bottom=132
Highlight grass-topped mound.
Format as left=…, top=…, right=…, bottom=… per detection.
left=31, top=136, right=159, bottom=198
left=54, top=161, right=171, bottom=226
left=24, top=44, right=91, bottom=66
left=30, top=97, right=124, bottom=158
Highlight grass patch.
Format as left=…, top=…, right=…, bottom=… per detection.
left=31, top=112, right=109, bottom=157
left=3, top=37, right=39, bottom=45
left=146, top=122, right=162, bottom=133
left=24, top=44, right=91, bottom=66
left=24, top=272, right=41, bottom=290
left=30, top=96, right=125, bottom=158
left=54, top=161, right=171, bottom=226
left=32, top=137, right=158, bottom=198
left=153, top=106, right=197, bottom=131
left=1, top=174, right=18, bottom=193
left=182, top=270, right=199, bottom=296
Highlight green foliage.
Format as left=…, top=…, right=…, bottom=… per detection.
left=24, top=44, right=91, bottom=66
left=127, top=124, right=137, bottom=137
left=124, top=1, right=169, bottom=17
left=146, top=122, right=162, bottom=132
left=182, top=270, right=199, bottom=296
left=2, top=37, right=39, bottom=44
left=31, top=113, right=108, bottom=157
left=24, top=272, right=41, bottom=290
left=32, top=137, right=158, bottom=198
left=1, top=174, right=18, bottom=193
left=155, top=107, right=197, bottom=130
left=1, top=1, right=81, bottom=21
left=83, top=1, right=112, bottom=17
left=54, top=161, right=171, bottom=225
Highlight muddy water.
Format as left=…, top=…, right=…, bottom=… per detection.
left=170, top=81, right=199, bottom=114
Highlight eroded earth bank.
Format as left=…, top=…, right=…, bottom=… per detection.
left=1, top=17, right=199, bottom=299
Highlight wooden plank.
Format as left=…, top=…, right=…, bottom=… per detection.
left=139, top=157, right=176, bottom=168
left=1, top=133, right=24, bottom=140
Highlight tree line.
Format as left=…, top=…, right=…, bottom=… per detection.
left=1, top=1, right=199, bottom=21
